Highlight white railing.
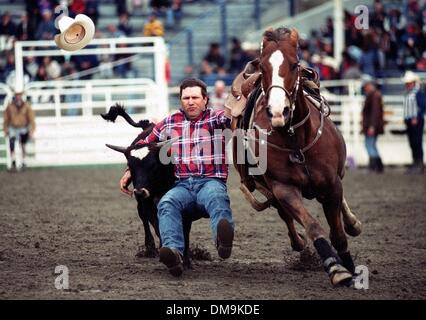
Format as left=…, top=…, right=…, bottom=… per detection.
left=168, top=78, right=417, bottom=167
left=0, top=83, right=13, bottom=165
left=14, top=37, right=169, bottom=115
left=1, top=77, right=424, bottom=169
left=0, top=37, right=169, bottom=169
left=0, top=78, right=166, bottom=168
left=320, top=79, right=422, bottom=166
left=25, top=78, right=163, bottom=118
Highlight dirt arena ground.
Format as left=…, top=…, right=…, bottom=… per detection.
left=0, top=166, right=425, bottom=300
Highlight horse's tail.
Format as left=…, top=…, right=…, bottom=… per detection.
left=101, top=103, right=151, bottom=129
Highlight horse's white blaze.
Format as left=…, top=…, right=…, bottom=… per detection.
left=268, top=50, right=288, bottom=116
left=131, top=147, right=150, bottom=160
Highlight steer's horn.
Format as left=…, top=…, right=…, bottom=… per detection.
left=106, top=144, right=127, bottom=153
left=155, top=136, right=180, bottom=148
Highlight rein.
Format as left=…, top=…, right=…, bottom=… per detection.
left=252, top=105, right=324, bottom=154
left=246, top=55, right=328, bottom=165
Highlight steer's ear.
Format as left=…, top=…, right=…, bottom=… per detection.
left=101, top=103, right=124, bottom=122
left=139, top=120, right=154, bottom=130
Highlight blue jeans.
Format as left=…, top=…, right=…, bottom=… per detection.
left=365, top=135, right=380, bottom=158
left=405, top=117, right=424, bottom=162
left=157, top=176, right=234, bottom=255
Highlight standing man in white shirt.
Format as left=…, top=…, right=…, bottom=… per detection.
left=402, top=71, right=424, bottom=174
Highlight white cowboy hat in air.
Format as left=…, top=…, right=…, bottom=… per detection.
left=241, top=41, right=259, bottom=51
left=401, top=70, right=420, bottom=84
left=321, top=56, right=338, bottom=69
left=54, top=14, right=95, bottom=52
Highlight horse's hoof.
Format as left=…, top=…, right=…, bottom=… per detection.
left=290, top=232, right=307, bottom=252
left=338, top=251, right=355, bottom=274
left=329, top=264, right=353, bottom=286
left=344, top=220, right=362, bottom=237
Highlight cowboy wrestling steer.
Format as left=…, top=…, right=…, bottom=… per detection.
left=102, top=104, right=206, bottom=268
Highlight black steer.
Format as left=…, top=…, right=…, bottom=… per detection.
left=102, top=104, right=207, bottom=268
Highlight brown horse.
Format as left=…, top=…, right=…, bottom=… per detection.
left=234, top=27, right=362, bottom=286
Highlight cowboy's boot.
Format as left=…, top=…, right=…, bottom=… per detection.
left=376, top=157, right=384, bottom=173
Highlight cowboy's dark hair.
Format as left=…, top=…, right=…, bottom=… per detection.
left=263, top=27, right=291, bottom=43
left=179, top=78, right=208, bottom=98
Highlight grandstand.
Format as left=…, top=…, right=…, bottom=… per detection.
left=0, top=0, right=425, bottom=169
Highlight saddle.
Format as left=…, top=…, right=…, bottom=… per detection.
left=301, top=67, right=320, bottom=92
left=224, top=58, right=261, bottom=120
left=225, top=59, right=266, bottom=205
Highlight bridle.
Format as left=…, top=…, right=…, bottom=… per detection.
left=262, top=62, right=300, bottom=98
left=251, top=58, right=326, bottom=165
left=261, top=63, right=306, bottom=135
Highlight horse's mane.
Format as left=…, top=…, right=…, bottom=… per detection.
left=263, top=27, right=292, bottom=43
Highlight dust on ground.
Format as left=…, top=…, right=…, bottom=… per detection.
left=0, top=166, right=425, bottom=299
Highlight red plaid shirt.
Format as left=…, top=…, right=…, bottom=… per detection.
left=137, top=108, right=231, bottom=180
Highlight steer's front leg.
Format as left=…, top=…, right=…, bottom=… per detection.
left=182, top=218, right=192, bottom=269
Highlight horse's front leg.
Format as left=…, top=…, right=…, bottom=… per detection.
left=277, top=208, right=306, bottom=252
left=318, top=181, right=355, bottom=275
left=270, top=181, right=352, bottom=286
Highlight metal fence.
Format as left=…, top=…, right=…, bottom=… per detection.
left=1, top=37, right=169, bottom=169
left=1, top=76, right=425, bottom=169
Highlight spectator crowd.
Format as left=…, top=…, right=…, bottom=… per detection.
left=0, top=0, right=187, bottom=84
left=298, top=0, right=426, bottom=81
left=0, top=0, right=424, bottom=173
left=0, top=0, right=425, bottom=87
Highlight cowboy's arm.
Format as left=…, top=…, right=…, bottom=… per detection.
left=120, top=169, right=133, bottom=197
